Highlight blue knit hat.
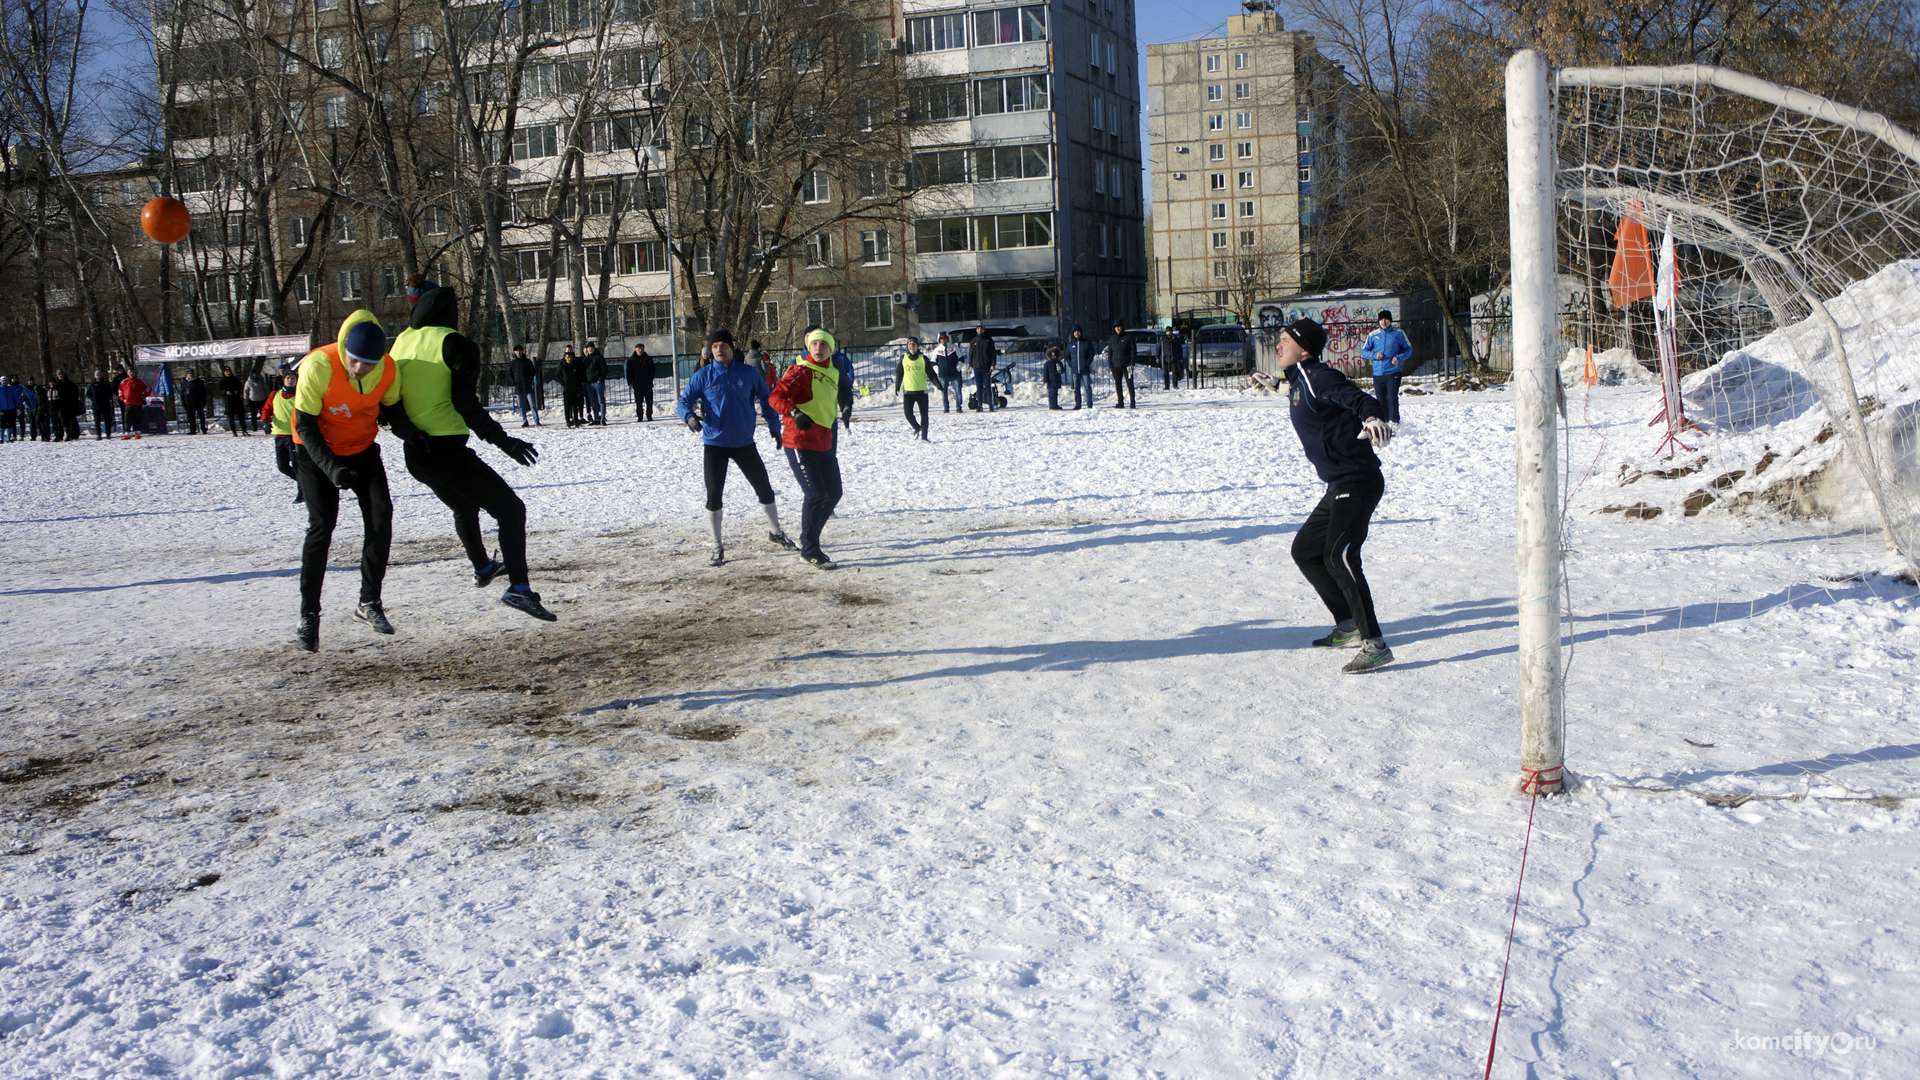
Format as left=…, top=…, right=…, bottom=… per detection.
left=343, top=322, right=387, bottom=364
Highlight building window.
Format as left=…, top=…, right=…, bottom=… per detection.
left=288, top=216, right=309, bottom=247
left=1094, top=162, right=1105, bottom=194
left=1210, top=202, right=1226, bottom=220
left=972, top=143, right=1049, bottom=180
left=1209, top=173, right=1226, bottom=191
left=1240, top=230, right=1256, bottom=247
left=807, top=298, right=835, bottom=330
left=1235, top=82, right=1251, bottom=100
left=864, top=295, right=894, bottom=330
left=1212, top=260, right=1226, bottom=279
left=1090, top=29, right=1102, bottom=72
left=333, top=214, right=356, bottom=243
left=1233, top=52, right=1248, bottom=69
left=860, top=229, right=891, bottom=265
left=317, top=35, right=342, bottom=67
left=975, top=74, right=1049, bottom=114
left=906, top=11, right=966, bottom=53
left=415, top=85, right=438, bottom=114
left=1099, top=222, right=1109, bottom=258
left=693, top=242, right=712, bottom=275
left=856, top=165, right=885, bottom=198
left=337, top=269, right=364, bottom=301
left=1236, top=141, right=1253, bottom=159
left=759, top=301, right=779, bottom=334
left=858, top=30, right=881, bottom=66
left=1236, top=111, right=1252, bottom=129
left=800, top=169, right=830, bottom=204
left=1205, top=53, right=1221, bottom=73
left=507, top=248, right=549, bottom=282
left=1211, top=231, right=1227, bottom=250
left=1238, top=201, right=1256, bottom=218
left=1207, top=114, right=1223, bottom=132
left=422, top=206, right=447, bottom=236
left=909, top=81, right=969, bottom=123
left=1208, top=144, right=1225, bottom=161
left=914, top=213, right=1051, bottom=252
left=382, top=267, right=404, bottom=297
left=1238, top=171, right=1254, bottom=188
left=973, top=5, right=1047, bottom=46
left=1207, top=85, right=1222, bottom=102
left=1299, top=162, right=1313, bottom=182
left=982, top=281, right=1053, bottom=319
left=410, top=25, right=435, bottom=56
left=619, top=240, right=667, bottom=274
left=510, top=124, right=559, bottom=161
left=804, top=232, right=832, bottom=267
left=1092, top=94, right=1103, bottom=132
left=322, top=95, right=347, bottom=128
left=627, top=298, right=671, bottom=336
left=293, top=274, right=312, bottom=304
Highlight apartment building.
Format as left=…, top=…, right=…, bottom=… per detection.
left=1146, top=4, right=1343, bottom=325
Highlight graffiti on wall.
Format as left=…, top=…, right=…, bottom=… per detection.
left=1272, top=301, right=1400, bottom=374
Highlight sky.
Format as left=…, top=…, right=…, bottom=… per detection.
left=1135, top=0, right=1247, bottom=155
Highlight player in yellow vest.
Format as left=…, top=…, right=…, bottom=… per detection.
left=291, top=311, right=402, bottom=651
left=893, top=336, right=943, bottom=442
left=388, top=281, right=554, bottom=622
left=262, top=365, right=302, bottom=503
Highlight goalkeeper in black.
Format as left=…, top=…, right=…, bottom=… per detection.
left=389, top=282, right=556, bottom=622
left=1277, top=317, right=1395, bottom=673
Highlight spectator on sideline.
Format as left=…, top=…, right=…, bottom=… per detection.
left=627, top=343, right=655, bottom=421
left=967, top=324, right=998, bottom=412
left=930, top=332, right=963, bottom=413
left=1360, top=309, right=1411, bottom=426
left=1043, top=346, right=1066, bottom=410
left=26, top=380, right=50, bottom=441
left=559, top=345, right=585, bottom=427
left=1165, top=328, right=1188, bottom=390
left=0, top=376, right=20, bottom=443
left=508, top=345, right=540, bottom=427
left=1107, top=322, right=1136, bottom=409
left=1065, top=327, right=1096, bottom=410
left=244, top=365, right=269, bottom=433
left=118, top=367, right=150, bottom=439
left=582, top=339, right=607, bottom=425
left=218, top=367, right=246, bottom=436
left=87, top=370, right=115, bottom=440
left=51, top=370, right=81, bottom=441
left=180, top=369, right=210, bottom=434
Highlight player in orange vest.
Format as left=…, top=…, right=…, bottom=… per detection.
left=291, top=311, right=402, bottom=651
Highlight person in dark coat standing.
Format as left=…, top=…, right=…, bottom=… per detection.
left=26, top=381, right=51, bottom=441
left=508, top=345, right=540, bottom=427
left=559, top=346, right=585, bottom=427
left=87, top=370, right=116, bottom=439
left=1065, top=327, right=1096, bottom=409
left=1277, top=317, right=1396, bottom=674
left=627, top=343, right=656, bottom=421
left=1042, top=346, right=1066, bottom=410
left=179, top=369, right=210, bottom=434
left=51, top=371, right=81, bottom=441
left=967, top=324, right=998, bottom=412
left=582, top=340, right=608, bottom=425
left=1107, top=322, right=1136, bottom=409
left=1165, top=329, right=1187, bottom=389
left=218, top=366, right=247, bottom=435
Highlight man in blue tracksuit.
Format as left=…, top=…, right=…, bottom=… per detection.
left=678, top=329, right=793, bottom=566
left=1359, top=309, right=1411, bottom=425
left=1279, top=318, right=1396, bottom=674
left=1064, top=327, right=1096, bottom=410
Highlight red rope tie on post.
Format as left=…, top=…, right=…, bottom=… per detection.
left=1483, top=774, right=1549, bottom=1079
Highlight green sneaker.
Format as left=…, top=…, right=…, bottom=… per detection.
left=1312, top=626, right=1360, bottom=648
left=1341, top=641, right=1394, bottom=674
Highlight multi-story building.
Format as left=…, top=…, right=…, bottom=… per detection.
left=902, top=0, right=1148, bottom=339
left=1146, top=3, right=1343, bottom=327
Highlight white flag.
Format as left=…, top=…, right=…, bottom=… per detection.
left=1653, top=214, right=1678, bottom=313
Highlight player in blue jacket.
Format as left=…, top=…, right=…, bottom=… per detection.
left=678, top=329, right=794, bottom=566
left=1359, top=309, right=1412, bottom=426
left=1279, top=317, right=1396, bottom=673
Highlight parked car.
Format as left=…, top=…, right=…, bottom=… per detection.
left=1193, top=324, right=1256, bottom=375
left=1117, top=329, right=1163, bottom=369
left=947, top=325, right=1030, bottom=346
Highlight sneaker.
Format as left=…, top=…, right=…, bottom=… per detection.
left=501, top=586, right=557, bottom=621
left=1341, top=641, right=1394, bottom=674
left=1312, top=626, right=1360, bottom=649
left=353, top=602, right=395, bottom=635
left=804, top=552, right=838, bottom=571
left=709, top=546, right=726, bottom=567
left=768, top=531, right=797, bottom=550
left=473, top=557, right=506, bottom=588
left=295, top=614, right=319, bottom=652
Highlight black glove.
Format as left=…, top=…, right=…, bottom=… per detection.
left=405, top=432, right=431, bottom=457
left=330, top=467, right=360, bottom=489
left=501, top=437, right=538, bottom=467
left=685, top=415, right=702, bottom=433
left=792, top=412, right=813, bottom=431
left=840, top=407, right=853, bottom=427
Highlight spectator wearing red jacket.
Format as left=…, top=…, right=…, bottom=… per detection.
left=117, top=369, right=149, bottom=440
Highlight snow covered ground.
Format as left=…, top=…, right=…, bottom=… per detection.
left=2, top=381, right=1916, bottom=1078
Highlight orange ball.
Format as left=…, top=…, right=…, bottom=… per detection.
left=141, top=196, right=192, bottom=244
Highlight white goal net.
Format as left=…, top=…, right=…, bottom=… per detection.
left=1504, top=53, right=1920, bottom=796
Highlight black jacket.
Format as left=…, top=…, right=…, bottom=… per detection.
left=1285, top=359, right=1386, bottom=485
left=967, top=335, right=997, bottom=372
left=583, top=348, right=607, bottom=382
left=51, top=376, right=80, bottom=411
left=627, top=351, right=654, bottom=384
left=180, top=377, right=209, bottom=409
left=1107, top=332, right=1133, bottom=372
left=559, top=355, right=584, bottom=389
left=219, top=374, right=243, bottom=398
left=508, top=354, right=537, bottom=392
left=87, top=377, right=116, bottom=411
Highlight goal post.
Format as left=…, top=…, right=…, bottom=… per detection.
left=1504, top=48, right=1920, bottom=795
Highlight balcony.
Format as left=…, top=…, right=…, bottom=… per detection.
left=909, top=247, right=1055, bottom=282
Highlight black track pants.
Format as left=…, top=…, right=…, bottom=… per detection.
left=796, top=448, right=842, bottom=558
left=1291, top=478, right=1385, bottom=640
left=702, top=442, right=776, bottom=511
left=296, top=444, right=392, bottom=616
left=405, top=434, right=530, bottom=587
left=903, top=391, right=928, bottom=436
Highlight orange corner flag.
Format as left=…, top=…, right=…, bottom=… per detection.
left=1608, top=204, right=1656, bottom=309
left=1583, top=345, right=1598, bottom=387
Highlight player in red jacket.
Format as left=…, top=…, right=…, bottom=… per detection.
left=116, top=370, right=150, bottom=439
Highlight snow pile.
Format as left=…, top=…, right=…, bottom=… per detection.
left=1560, top=346, right=1657, bottom=387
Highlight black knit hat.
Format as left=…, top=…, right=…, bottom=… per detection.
left=707, top=328, right=735, bottom=346
left=1284, top=318, right=1327, bottom=358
